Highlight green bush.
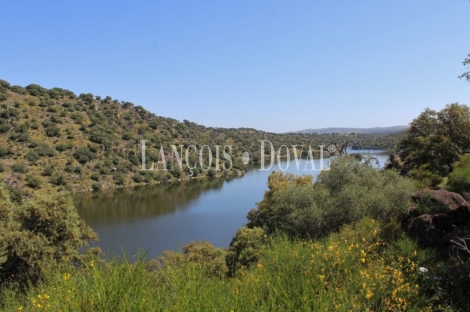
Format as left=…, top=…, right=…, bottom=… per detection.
left=447, top=154, right=470, bottom=194
left=25, top=84, right=48, bottom=96
left=10, top=85, right=27, bottom=95
left=49, top=174, right=66, bottom=186
left=91, top=182, right=102, bottom=191
left=0, top=123, right=10, bottom=133
left=159, top=241, right=228, bottom=278
left=0, top=184, right=97, bottom=287
left=42, top=166, right=54, bottom=176
left=90, top=172, right=100, bottom=181
left=55, top=143, right=69, bottom=152
left=247, top=156, right=414, bottom=240
left=0, top=146, right=12, bottom=159
left=114, top=173, right=126, bottom=186
left=73, top=147, right=96, bottom=164
left=45, top=124, right=60, bottom=137
left=408, top=164, right=443, bottom=189
left=226, top=227, right=268, bottom=275
left=35, top=143, right=55, bottom=157
left=25, top=174, right=42, bottom=189
left=11, top=162, right=28, bottom=173
left=0, top=92, right=8, bottom=102
left=25, top=150, right=39, bottom=163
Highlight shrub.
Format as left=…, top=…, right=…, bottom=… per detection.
left=25, top=150, right=39, bottom=163
left=0, top=123, right=10, bottom=133
left=10, top=85, right=27, bottom=95
left=207, top=168, right=216, bottom=178
left=447, top=154, right=470, bottom=194
left=0, top=146, right=13, bottom=158
left=26, top=174, right=42, bottom=189
left=408, top=164, right=443, bottom=189
left=99, top=166, right=110, bottom=175
left=0, top=79, right=10, bottom=90
left=42, top=166, right=54, bottom=176
left=73, top=147, right=96, bottom=164
left=49, top=174, right=66, bottom=186
left=132, top=173, right=144, bottom=183
left=247, top=156, right=414, bottom=239
left=35, top=143, right=55, bottom=157
left=45, top=124, right=60, bottom=137
left=91, top=182, right=102, bottom=191
left=11, top=162, right=28, bottom=173
left=0, top=92, right=8, bottom=102
left=55, top=143, right=68, bottom=152
left=25, top=84, right=48, bottom=96
left=159, top=241, right=228, bottom=278
left=0, top=184, right=97, bottom=286
left=6, top=186, right=26, bottom=204
left=226, top=227, right=268, bottom=275
left=114, top=173, right=126, bottom=186
left=74, top=166, right=82, bottom=175
left=10, top=132, right=30, bottom=143
left=90, top=172, right=100, bottom=181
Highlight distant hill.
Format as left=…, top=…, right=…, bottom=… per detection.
left=293, top=126, right=408, bottom=135
left=0, top=79, right=405, bottom=195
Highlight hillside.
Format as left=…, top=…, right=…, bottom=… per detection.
left=293, top=126, right=408, bottom=134
left=0, top=79, right=402, bottom=195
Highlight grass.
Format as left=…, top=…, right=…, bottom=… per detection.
left=2, top=218, right=443, bottom=312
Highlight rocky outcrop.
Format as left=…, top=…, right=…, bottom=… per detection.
left=412, top=190, right=469, bottom=211
left=408, top=190, right=470, bottom=248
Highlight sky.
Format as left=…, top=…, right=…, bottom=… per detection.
left=1, top=1, right=469, bottom=133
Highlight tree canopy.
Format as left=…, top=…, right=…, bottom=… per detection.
left=399, top=103, right=470, bottom=173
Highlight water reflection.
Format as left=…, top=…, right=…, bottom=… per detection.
left=75, top=150, right=390, bottom=258
left=75, top=176, right=242, bottom=226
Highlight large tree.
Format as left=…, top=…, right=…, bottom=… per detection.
left=399, top=103, right=470, bottom=173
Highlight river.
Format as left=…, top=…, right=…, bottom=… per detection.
left=74, top=150, right=390, bottom=259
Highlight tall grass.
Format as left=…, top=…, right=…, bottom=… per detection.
left=3, top=218, right=440, bottom=312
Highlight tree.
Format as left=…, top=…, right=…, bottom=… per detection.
left=0, top=184, right=97, bottom=286
left=399, top=104, right=470, bottom=173
left=459, top=52, right=470, bottom=82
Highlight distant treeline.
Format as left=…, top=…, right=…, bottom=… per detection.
left=0, top=79, right=402, bottom=193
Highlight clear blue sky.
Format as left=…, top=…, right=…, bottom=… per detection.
left=1, top=1, right=469, bottom=133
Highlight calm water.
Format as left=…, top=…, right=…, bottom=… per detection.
left=75, top=150, right=390, bottom=258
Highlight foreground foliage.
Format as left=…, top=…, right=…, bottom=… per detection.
left=0, top=184, right=97, bottom=288
left=2, top=219, right=445, bottom=312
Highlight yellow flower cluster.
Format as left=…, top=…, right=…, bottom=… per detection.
left=31, top=290, right=51, bottom=311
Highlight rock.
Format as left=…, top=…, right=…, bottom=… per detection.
left=412, top=190, right=469, bottom=211
left=407, top=191, right=470, bottom=248
left=408, top=214, right=441, bottom=247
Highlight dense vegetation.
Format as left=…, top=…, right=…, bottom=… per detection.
left=393, top=103, right=470, bottom=191
left=2, top=155, right=469, bottom=311
left=0, top=79, right=400, bottom=195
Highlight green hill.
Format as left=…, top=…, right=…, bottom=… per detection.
left=293, top=126, right=408, bottom=134
left=0, top=79, right=401, bottom=195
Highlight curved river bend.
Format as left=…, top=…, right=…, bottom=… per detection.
left=75, top=150, right=389, bottom=258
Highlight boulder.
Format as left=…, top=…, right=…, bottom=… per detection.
left=412, top=190, right=469, bottom=211
left=408, top=190, right=470, bottom=247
